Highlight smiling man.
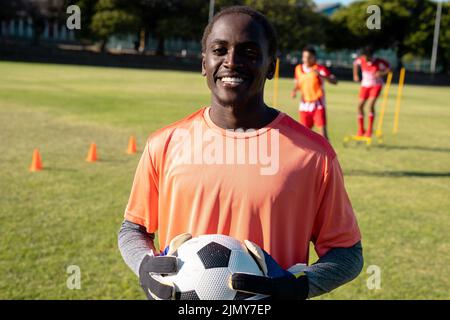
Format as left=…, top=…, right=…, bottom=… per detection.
left=118, top=6, right=363, bottom=300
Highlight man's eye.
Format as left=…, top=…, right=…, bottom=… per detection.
left=212, top=48, right=226, bottom=55
left=245, top=49, right=259, bottom=57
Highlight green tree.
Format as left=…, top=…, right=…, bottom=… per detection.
left=330, top=0, right=450, bottom=72
left=214, top=0, right=330, bottom=53
left=78, top=0, right=329, bottom=56
left=130, top=0, right=179, bottom=56
left=0, top=0, right=25, bottom=20
left=439, top=3, right=450, bottom=73
left=141, top=0, right=208, bottom=56
left=404, top=2, right=450, bottom=73
left=110, top=0, right=208, bottom=56
left=90, top=0, right=140, bottom=51
left=73, top=0, right=98, bottom=40
left=331, top=0, right=411, bottom=64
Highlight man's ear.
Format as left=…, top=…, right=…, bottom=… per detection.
left=201, top=53, right=207, bottom=77
left=266, top=57, right=276, bottom=80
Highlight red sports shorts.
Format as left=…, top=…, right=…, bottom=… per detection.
left=359, top=85, right=382, bottom=100
left=299, top=107, right=326, bottom=129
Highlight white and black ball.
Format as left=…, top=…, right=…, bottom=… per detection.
left=160, top=234, right=267, bottom=300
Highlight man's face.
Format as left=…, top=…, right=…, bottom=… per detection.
left=302, top=51, right=316, bottom=66
left=363, top=50, right=373, bottom=61
left=202, top=14, right=275, bottom=108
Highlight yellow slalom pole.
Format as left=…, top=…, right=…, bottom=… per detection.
left=375, top=71, right=393, bottom=137
left=393, top=67, right=405, bottom=134
left=272, top=58, right=280, bottom=107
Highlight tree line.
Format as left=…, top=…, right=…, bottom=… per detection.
left=1, top=0, right=449, bottom=72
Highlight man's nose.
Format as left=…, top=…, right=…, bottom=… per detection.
left=224, top=48, right=242, bottom=68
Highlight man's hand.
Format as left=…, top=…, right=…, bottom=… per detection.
left=291, top=89, right=297, bottom=99
left=230, top=240, right=309, bottom=300
left=138, top=233, right=192, bottom=300
left=353, top=75, right=360, bottom=82
left=375, top=70, right=389, bottom=78
left=327, top=74, right=338, bottom=85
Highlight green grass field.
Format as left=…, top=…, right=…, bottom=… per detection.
left=0, top=61, right=449, bottom=299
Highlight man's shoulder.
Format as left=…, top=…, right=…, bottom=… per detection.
left=354, top=56, right=363, bottom=64
left=277, top=112, right=336, bottom=159
left=146, top=107, right=205, bottom=146
left=375, top=57, right=389, bottom=66
left=316, top=64, right=331, bottom=75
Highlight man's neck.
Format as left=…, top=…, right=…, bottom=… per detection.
left=209, top=97, right=279, bottom=130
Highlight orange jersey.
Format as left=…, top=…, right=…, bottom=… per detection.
left=295, top=64, right=331, bottom=102
left=124, top=107, right=361, bottom=269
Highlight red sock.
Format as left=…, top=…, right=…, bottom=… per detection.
left=357, top=114, right=365, bottom=136
left=366, top=113, right=374, bottom=136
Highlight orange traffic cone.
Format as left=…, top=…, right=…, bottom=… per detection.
left=127, top=136, right=137, bottom=154
left=86, top=142, right=98, bottom=162
left=29, top=149, right=43, bottom=172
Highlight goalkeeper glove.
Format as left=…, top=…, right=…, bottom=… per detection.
left=230, top=240, right=309, bottom=300
left=138, top=233, right=192, bottom=300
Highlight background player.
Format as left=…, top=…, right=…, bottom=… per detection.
left=118, top=6, right=363, bottom=300
left=353, top=46, right=391, bottom=137
left=291, top=46, right=337, bottom=140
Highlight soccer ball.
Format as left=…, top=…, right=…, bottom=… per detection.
left=160, top=234, right=268, bottom=300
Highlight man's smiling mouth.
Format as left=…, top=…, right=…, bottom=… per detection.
left=217, top=75, right=248, bottom=87
left=221, top=77, right=244, bottom=84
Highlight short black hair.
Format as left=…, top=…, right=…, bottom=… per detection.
left=302, top=46, right=316, bottom=56
left=362, top=45, right=374, bottom=56
left=201, top=5, right=277, bottom=59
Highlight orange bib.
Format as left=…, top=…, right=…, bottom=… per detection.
left=295, top=64, right=324, bottom=102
